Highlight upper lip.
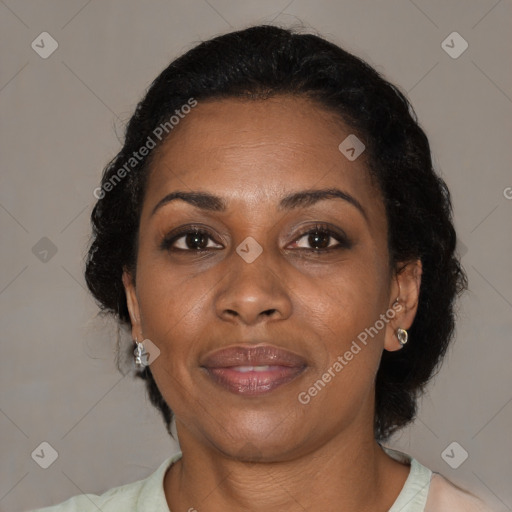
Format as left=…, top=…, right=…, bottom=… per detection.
left=200, top=344, right=307, bottom=369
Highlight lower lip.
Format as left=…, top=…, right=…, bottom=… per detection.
left=203, top=366, right=305, bottom=395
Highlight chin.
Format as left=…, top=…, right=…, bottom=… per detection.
left=202, top=410, right=309, bottom=463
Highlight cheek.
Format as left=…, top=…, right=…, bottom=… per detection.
left=134, top=267, right=211, bottom=411
left=136, top=231, right=212, bottom=316
left=135, top=240, right=390, bottom=355
left=308, top=260, right=390, bottom=386
left=296, top=278, right=388, bottom=421
left=315, top=258, right=390, bottom=332
left=132, top=255, right=202, bottom=367
left=133, top=229, right=390, bottom=410
left=137, top=270, right=211, bottom=347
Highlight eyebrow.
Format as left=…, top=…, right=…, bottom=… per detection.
left=151, top=187, right=368, bottom=221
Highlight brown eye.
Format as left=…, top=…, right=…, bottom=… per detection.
left=305, top=231, right=332, bottom=250
left=161, top=227, right=223, bottom=252
left=294, top=230, right=338, bottom=250
left=290, top=224, right=352, bottom=252
left=181, top=231, right=210, bottom=250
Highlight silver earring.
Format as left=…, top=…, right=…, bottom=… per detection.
left=396, top=328, right=408, bottom=346
left=133, top=338, right=147, bottom=367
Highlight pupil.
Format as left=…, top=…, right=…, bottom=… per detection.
left=309, top=232, right=329, bottom=249
left=186, top=232, right=207, bottom=249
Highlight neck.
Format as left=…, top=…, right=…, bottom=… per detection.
left=164, top=420, right=410, bottom=512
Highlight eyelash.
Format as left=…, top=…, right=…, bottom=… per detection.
left=160, top=223, right=351, bottom=254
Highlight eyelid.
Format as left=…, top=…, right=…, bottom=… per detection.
left=159, top=224, right=224, bottom=251
left=288, top=222, right=351, bottom=250
left=160, top=222, right=351, bottom=252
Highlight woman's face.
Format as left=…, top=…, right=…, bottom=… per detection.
left=124, top=96, right=419, bottom=461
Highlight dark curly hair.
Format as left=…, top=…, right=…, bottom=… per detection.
left=84, top=24, right=467, bottom=441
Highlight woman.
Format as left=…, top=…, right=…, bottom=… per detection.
left=34, top=25, right=493, bottom=511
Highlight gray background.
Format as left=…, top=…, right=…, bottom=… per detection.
left=0, top=1, right=511, bottom=511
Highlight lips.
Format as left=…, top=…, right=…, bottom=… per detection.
left=200, top=345, right=307, bottom=396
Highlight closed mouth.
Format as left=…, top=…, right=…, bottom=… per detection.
left=200, top=344, right=307, bottom=395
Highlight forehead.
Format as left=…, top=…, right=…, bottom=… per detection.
left=143, top=96, right=384, bottom=221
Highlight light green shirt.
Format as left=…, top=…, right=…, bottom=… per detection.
left=30, top=446, right=493, bottom=511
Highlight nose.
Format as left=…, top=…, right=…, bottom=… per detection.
left=214, top=245, right=293, bottom=326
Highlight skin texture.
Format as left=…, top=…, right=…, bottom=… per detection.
left=123, top=96, right=422, bottom=511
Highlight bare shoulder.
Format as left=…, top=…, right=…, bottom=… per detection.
left=425, top=473, right=496, bottom=512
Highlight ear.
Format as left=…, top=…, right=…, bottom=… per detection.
left=384, top=259, right=422, bottom=352
left=122, top=268, right=143, bottom=342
